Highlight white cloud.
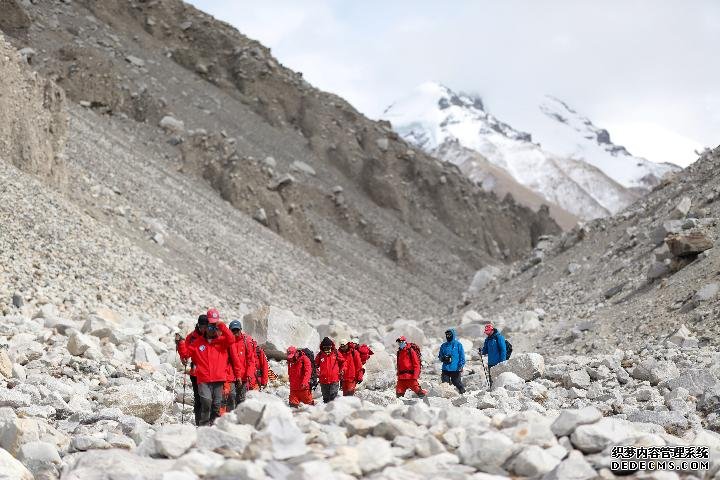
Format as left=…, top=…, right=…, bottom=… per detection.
left=188, top=0, right=719, bottom=167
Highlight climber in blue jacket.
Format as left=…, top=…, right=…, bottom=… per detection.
left=438, top=328, right=466, bottom=394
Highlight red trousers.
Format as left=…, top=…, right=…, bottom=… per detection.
left=289, top=388, right=314, bottom=407
left=396, top=379, right=426, bottom=396
left=342, top=380, right=356, bottom=396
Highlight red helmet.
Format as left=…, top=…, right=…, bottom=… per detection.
left=206, top=308, right=220, bottom=324
left=396, top=335, right=407, bottom=342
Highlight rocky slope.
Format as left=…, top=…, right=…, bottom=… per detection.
left=1, top=1, right=720, bottom=479
left=1, top=0, right=559, bottom=291
left=459, top=146, right=720, bottom=357
left=382, top=83, right=680, bottom=223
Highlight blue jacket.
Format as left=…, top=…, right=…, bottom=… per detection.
left=438, top=328, right=465, bottom=372
left=482, top=330, right=507, bottom=367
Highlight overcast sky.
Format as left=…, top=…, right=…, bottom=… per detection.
left=189, top=0, right=719, bottom=167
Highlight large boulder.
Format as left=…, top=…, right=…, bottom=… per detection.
left=542, top=450, right=596, bottom=480
left=467, top=266, right=501, bottom=295
left=0, top=446, right=33, bottom=480
left=666, top=230, right=713, bottom=257
left=61, top=449, right=174, bottom=480
left=491, top=353, right=545, bottom=381
left=510, top=445, right=561, bottom=477
left=66, top=330, right=94, bottom=356
left=551, top=407, right=602, bottom=437
left=666, top=324, right=699, bottom=349
left=0, top=408, right=39, bottom=455
left=570, top=418, right=639, bottom=453
left=153, top=424, right=197, bottom=458
left=458, top=430, right=516, bottom=474
left=631, top=358, right=679, bottom=385
left=133, top=340, right=161, bottom=369
left=102, top=382, right=173, bottom=423
left=243, top=306, right=319, bottom=359
left=17, top=440, right=62, bottom=478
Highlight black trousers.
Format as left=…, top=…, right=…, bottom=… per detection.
left=441, top=370, right=466, bottom=393
left=190, top=375, right=201, bottom=426
left=320, top=383, right=339, bottom=403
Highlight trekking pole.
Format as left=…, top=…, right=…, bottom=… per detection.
left=480, top=353, right=491, bottom=389
left=181, top=363, right=188, bottom=424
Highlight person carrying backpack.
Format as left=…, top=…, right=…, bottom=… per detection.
left=348, top=340, right=374, bottom=366
left=438, top=328, right=466, bottom=394
left=178, top=309, right=243, bottom=426
left=175, top=314, right=208, bottom=426
left=481, top=323, right=508, bottom=370
left=224, top=320, right=257, bottom=410
left=287, top=346, right=314, bottom=407
left=395, top=336, right=427, bottom=398
left=337, top=339, right=363, bottom=396
left=315, top=337, right=343, bottom=403
left=252, top=341, right=269, bottom=390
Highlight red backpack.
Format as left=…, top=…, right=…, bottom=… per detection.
left=356, top=344, right=374, bottom=364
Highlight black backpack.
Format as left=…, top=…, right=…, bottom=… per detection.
left=300, top=348, right=319, bottom=390
left=505, top=339, right=513, bottom=360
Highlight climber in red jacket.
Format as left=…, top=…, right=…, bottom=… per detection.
left=315, top=337, right=343, bottom=403
left=395, top=336, right=427, bottom=398
left=338, top=339, right=363, bottom=396
left=175, top=314, right=208, bottom=426
left=178, top=309, right=243, bottom=425
left=225, top=320, right=257, bottom=410
left=287, top=346, right=314, bottom=407
left=251, top=340, right=270, bottom=390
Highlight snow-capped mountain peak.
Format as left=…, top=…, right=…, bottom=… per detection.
left=383, top=82, right=680, bottom=223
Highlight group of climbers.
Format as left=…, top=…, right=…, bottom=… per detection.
left=174, top=309, right=269, bottom=426
left=176, top=308, right=509, bottom=418
left=286, top=323, right=508, bottom=406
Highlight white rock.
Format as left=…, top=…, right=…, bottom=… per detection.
left=511, top=445, right=561, bottom=476
left=0, top=351, right=12, bottom=378
left=67, top=330, right=94, bottom=356
left=467, top=266, right=502, bottom=295
left=0, top=446, right=33, bottom=480
left=102, top=381, right=173, bottom=423
left=355, top=436, right=395, bottom=474
left=570, top=418, right=639, bottom=453
left=154, top=424, right=197, bottom=458
left=290, top=160, right=316, bottom=176
left=562, top=370, right=591, bottom=389
left=631, top=359, right=679, bottom=385
left=694, top=282, right=720, bottom=303
left=666, top=324, right=699, bottom=349
left=670, top=196, right=692, bottom=219
left=551, top=407, right=602, bottom=437
left=542, top=450, right=596, bottom=480
left=492, top=353, right=545, bottom=381
left=17, top=440, right=61, bottom=477
left=458, top=430, right=516, bottom=473
left=493, top=371, right=525, bottom=389
left=125, top=55, right=146, bottom=67
left=62, top=449, right=174, bottom=479
left=159, top=116, right=185, bottom=133
left=257, top=416, right=307, bottom=460
left=134, top=339, right=161, bottom=369
left=243, top=306, right=320, bottom=359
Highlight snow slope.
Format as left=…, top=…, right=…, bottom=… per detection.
left=382, top=82, right=679, bottom=221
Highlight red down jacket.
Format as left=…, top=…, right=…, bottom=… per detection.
left=338, top=347, right=363, bottom=382
left=396, top=344, right=421, bottom=380
left=179, top=322, right=243, bottom=384
left=315, top=342, right=343, bottom=384
left=228, top=332, right=257, bottom=383
left=288, top=351, right=312, bottom=390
